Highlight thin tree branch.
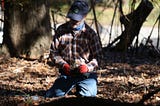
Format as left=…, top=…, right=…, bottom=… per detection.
left=145, top=14, right=160, bottom=46
left=90, top=0, right=102, bottom=48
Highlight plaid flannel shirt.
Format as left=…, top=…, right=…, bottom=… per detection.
left=50, top=22, right=102, bottom=72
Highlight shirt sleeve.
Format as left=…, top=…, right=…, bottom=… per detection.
left=49, top=31, right=67, bottom=68
left=87, top=29, right=103, bottom=72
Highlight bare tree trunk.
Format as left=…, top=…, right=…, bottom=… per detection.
left=107, top=0, right=153, bottom=51
left=2, top=0, right=52, bottom=59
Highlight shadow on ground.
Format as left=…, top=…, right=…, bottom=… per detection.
left=40, top=96, right=144, bottom=106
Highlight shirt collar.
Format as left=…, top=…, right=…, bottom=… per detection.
left=67, top=22, right=86, bottom=33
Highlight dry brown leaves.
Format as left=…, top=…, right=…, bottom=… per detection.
left=0, top=54, right=160, bottom=106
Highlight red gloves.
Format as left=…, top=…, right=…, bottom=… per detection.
left=62, top=64, right=88, bottom=76
left=63, top=63, right=71, bottom=76
left=78, top=64, right=88, bottom=74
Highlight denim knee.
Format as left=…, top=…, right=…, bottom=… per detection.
left=76, top=78, right=97, bottom=97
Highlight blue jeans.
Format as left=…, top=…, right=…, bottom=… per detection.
left=45, top=73, right=98, bottom=97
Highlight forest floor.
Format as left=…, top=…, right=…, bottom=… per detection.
left=0, top=47, right=160, bottom=106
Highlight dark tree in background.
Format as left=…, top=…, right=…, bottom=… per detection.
left=2, top=0, right=52, bottom=59
left=107, top=0, right=154, bottom=51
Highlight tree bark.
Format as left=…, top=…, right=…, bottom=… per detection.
left=2, top=0, right=52, bottom=59
left=107, top=0, right=153, bottom=51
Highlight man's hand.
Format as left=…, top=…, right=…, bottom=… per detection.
left=78, top=64, right=88, bottom=74
left=63, top=63, right=71, bottom=76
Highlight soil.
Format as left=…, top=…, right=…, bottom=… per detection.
left=0, top=49, right=160, bottom=106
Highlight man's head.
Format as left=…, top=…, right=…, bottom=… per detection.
left=67, top=0, right=89, bottom=21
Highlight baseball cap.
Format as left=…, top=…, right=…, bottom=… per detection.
left=67, top=0, right=89, bottom=21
